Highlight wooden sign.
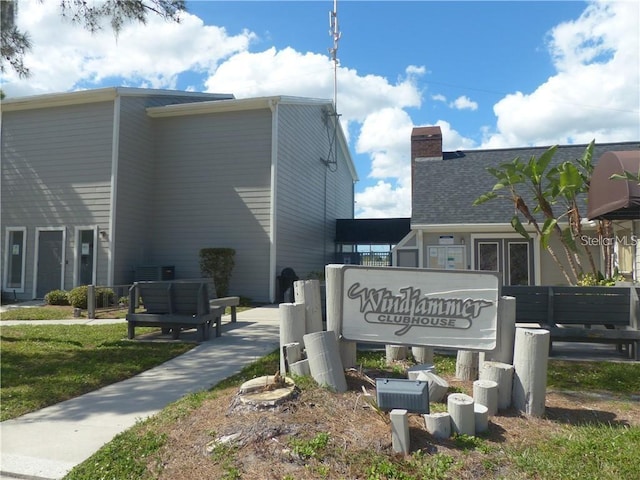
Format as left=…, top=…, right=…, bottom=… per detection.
left=337, top=265, right=500, bottom=350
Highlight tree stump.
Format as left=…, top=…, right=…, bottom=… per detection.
left=279, top=303, right=306, bottom=373
left=416, top=371, right=449, bottom=403
left=289, top=359, right=311, bottom=376
left=294, top=279, right=323, bottom=335
left=512, top=328, right=550, bottom=417
left=386, top=345, right=408, bottom=364
left=479, top=361, right=514, bottom=411
left=424, top=412, right=451, bottom=439
left=282, top=342, right=301, bottom=374
left=447, top=393, right=475, bottom=436
left=473, top=379, right=498, bottom=416
left=412, top=346, right=434, bottom=364
left=304, top=331, right=347, bottom=393
left=474, top=403, right=489, bottom=433
left=456, top=350, right=479, bottom=381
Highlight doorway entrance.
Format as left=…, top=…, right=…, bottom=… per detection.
left=35, top=229, right=65, bottom=298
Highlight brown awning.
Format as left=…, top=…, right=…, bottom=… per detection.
left=587, top=150, right=640, bottom=220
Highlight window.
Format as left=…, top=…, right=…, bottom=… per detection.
left=4, top=227, right=27, bottom=292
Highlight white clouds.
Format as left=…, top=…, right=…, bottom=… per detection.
left=2, top=0, right=255, bottom=96
left=450, top=95, right=478, bottom=111
left=483, top=0, right=639, bottom=148
left=355, top=180, right=412, bottom=219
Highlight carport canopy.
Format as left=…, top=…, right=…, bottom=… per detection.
left=587, top=150, right=640, bottom=220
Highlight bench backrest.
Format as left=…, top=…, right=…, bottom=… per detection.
left=136, top=282, right=173, bottom=314
left=502, top=285, right=635, bottom=327
left=130, top=281, right=210, bottom=316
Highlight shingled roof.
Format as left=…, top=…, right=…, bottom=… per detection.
left=412, top=141, right=640, bottom=226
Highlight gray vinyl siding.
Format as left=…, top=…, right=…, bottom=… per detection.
left=275, top=103, right=354, bottom=279
left=112, top=97, right=158, bottom=285
left=149, top=109, right=273, bottom=302
left=113, top=94, right=228, bottom=285
left=1, top=102, right=114, bottom=298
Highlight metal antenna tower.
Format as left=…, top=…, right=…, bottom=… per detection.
left=329, top=0, right=341, bottom=113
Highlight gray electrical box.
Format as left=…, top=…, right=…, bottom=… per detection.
left=375, top=378, right=430, bottom=414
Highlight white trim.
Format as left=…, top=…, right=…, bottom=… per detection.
left=268, top=99, right=279, bottom=303
left=146, top=95, right=330, bottom=118
left=413, top=223, right=524, bottom=233
left=106, top=97, right=120, bottom=286
left=3, top=227, right=27, bottom=293
left=73, top=226, right=98, bottom=287
left=470, top=232, right=541, bottom=285
left=33, top=227, right=66, bottom=299
left=2, top=87, right=232, bottom=112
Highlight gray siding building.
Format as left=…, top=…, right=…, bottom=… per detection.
left=1, top=88, right=357, bottom=303
left=395, top=126, right=639, bottom=285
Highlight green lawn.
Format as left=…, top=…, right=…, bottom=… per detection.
left=0, top=323, right=195, bottom=421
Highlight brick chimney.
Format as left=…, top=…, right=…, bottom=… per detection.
left=411, top=126, right=443, bottom=162
left=411, top=126, right=442, bottom=216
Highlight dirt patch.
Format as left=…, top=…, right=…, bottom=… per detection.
left=147, top=368, right=639, bottom=479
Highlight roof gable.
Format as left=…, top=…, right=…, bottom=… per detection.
left=412, top=142, right=640, bottom=226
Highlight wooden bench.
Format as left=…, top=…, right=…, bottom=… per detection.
left=126, top=281, right=224, bottom=341
left=502, top=285, right=640, bottom=360
left=176, top=278, right=240, bottom=323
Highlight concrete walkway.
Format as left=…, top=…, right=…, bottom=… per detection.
left=0, top=306, right=281, bottom=480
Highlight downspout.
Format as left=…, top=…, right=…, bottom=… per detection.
left=268, top=99, right=279, bottom=302
left=107, top=95, right=120, bottom=286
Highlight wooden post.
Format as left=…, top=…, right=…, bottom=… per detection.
left=304, top=331, right=348, bottom=393
left=412, top=346, right=434, bottom=364
left=473, top=379, right=498, bottom=416
left=456, top=350, right=478, bottom=381
left=294, top=279, right=323, bottom=335
left=87, top=284, right=96, bottom=319
left=390, top=409, right=410, bottom=454
left=483, top=296, right=516, bottom=364
left=512, top=328, right=550, bottom=417
left=386, top=345, right=408, bottom=363
left=424, top=412, right=451, bottom=439
left=279, top=303, right=306, bottom=373
left=448, top=393, right=475, bottom=436
left=325, top=265, right=357, bottom=368
left=479, top=361, right=514, bottom=411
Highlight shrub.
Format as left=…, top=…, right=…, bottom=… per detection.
left=199, top=248, right=235, bottom=297
left=44, top=289, right=69, bottom=306
left=68, top=286, right=89, bottom=309
left=96, top=287, right=115, bottom=308
left=68, top=286, right=115, bottom=309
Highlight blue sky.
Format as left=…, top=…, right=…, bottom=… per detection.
left=3, top=1, right=639, bottom=217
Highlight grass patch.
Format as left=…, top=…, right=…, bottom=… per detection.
left=0, top=305, right=249, bottom=321
left=65, top=427, right=167, bottom=480
left=0, top=324, right=195, bottom=420
left=513, top=423, right=640, bottom=479
left=0, top=306, right=78, bottom=321
left=548, top=360, right=640, bottom=394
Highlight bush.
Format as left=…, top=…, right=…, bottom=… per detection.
left=68, top=286, right=115, bottom=309
left=44, top=290, right=69, bottom=306
left=199, top=248, right=235, bottom=297
left=68, top=286, right=89, bottom=309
